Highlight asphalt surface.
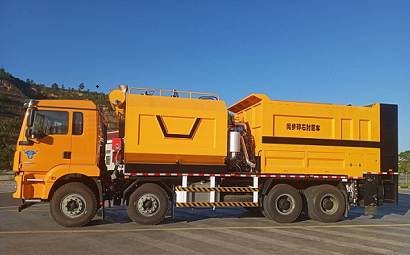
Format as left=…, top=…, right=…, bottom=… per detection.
left=1, top=181, right=410, bottom=255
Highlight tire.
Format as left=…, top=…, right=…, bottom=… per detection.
left=263, top=184, right=303, bottom=223
left=307, top=184, right=345, bottom=223
left=127, top=183, right=169, bottom=225
left=260, top=200, right=266, bottom=217
left=304, top=185, right=320, bottom=221
left=50, top=182, right=97, bottom=227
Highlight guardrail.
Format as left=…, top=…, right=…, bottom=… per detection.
left=128, top=87, right=220, bottom=100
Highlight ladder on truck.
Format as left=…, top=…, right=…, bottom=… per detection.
left=174, top=175, right=259, bottom=208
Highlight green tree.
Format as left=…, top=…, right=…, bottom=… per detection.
left=78, top=82, right=85, bottom=91
left=399, top=151, right=410, bottom=173
left=51, top=83, right=59, bottom=90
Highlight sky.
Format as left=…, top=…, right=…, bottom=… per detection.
left=1, top=0, right=409, bottom=151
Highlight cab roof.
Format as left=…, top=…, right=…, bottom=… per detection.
left=36, top=100, right=97, bottom=110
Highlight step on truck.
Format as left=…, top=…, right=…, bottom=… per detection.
left=12, top=86, right=398, bottom=227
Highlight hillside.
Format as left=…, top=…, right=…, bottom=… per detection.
left=0, top=68, right=117, bottom=170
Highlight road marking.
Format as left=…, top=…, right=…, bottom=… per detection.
left=79, top=234, right=131, bottom=255
left=126, top=232, right=206, bottom=255
left=307, top=227, right=410, bottom=247
left=0, top=205, right=48, bottom=210
left=353, top=227, right=410, bottom=238
left=173, top=229, right=268, bottom=255
left=264, top=228, right=406, bottom=255
left=3, top=209, right=48, bottom=212
left=0, top=206, right=19, bottom=209
left=1, top=223, right=410, bottom=235
left=215, top=228, right=344, bottom=255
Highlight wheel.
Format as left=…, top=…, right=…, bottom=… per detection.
left=303, top=185, right=319, bottom=220
left=307, top=184, right=345, bottom=222
left=263, top=184, right=303, bottom=223
left=127, top=183, right=169, bottom=225
left=50, top=182, right=97, bottom=227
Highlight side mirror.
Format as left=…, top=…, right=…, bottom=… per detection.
left=25, top=127, right=47, bottom=140
left=33, top=128, right=47, bottom=139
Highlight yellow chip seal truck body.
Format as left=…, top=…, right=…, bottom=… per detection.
left=229, top=94, right=386, bottom=178
left=13, top=86, right=398, bottom=227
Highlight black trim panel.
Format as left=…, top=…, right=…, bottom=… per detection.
left=379, top=104, right=398, bottom=204
left=125, top=163, right=226, bottom=173
left=380, top=104, right=398, bottom=172
left=262, top=136, right=380, bottom=148
left=156, top=115, right=201, bottom=138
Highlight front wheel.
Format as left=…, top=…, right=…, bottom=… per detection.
left=50, top=182, right=97, bottom=227
left=127, top=183, right=169, bottom=225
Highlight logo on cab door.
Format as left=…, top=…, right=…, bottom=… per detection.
left=24, top=150, right=37, bottom=159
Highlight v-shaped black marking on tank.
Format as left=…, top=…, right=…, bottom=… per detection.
left=156, top=115, right=201, bottom=138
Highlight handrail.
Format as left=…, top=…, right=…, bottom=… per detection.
left=128, top=87, right=220, bottom=100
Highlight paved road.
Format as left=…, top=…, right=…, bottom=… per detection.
left=1, top=181, right=410, bottom=255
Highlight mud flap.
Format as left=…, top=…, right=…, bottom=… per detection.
left=94, top=178, right=105, bottom=220
left=382, top=173, right=399, bottom=205
left=362, top=174, right=381, bottom=216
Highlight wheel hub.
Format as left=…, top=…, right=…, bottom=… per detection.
left=322, top=198, right=334, bottom=210
left=320, top=194, right=338, bottom=215
left=60, top=194, right=86, bottom=218
left=67, top=200, right=79, bottom=211
left=137, top=194, right=160, bottom=216
left=275, top=194, right=295, bottom=215
left=278, top=197, right=291, bottom=211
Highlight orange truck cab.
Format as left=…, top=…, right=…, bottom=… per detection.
left=13, top=99, right=106, bottom=225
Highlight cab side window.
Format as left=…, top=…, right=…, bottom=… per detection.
left=72, top=112, right=83, bottom=135
left=34, top=110, right=69, bottom=135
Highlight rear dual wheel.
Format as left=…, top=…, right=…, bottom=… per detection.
left=305, top=184, right=345, bottom=222
left=263, top=184, right=303, bottom=223
left=263, top=184, right=345, bottom=223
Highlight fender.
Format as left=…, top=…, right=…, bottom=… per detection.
left=42, top=164, right=100, bottom=199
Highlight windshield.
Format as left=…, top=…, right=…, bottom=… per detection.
left=32, top=110, right=69, bottom=135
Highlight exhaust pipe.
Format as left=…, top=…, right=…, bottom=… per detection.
left=240, top=135, right=256, bottom=169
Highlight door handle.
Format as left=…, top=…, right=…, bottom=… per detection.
left=63, top=151, right=71, bottom=159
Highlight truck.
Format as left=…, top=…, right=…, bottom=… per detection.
left=12, top=86, right=398, bottom=227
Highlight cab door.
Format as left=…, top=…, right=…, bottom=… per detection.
left=20, top=109, right=72, bottom=173
left=70, top=110, right=98, bottom=166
